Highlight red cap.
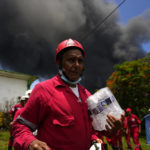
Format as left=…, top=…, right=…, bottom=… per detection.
left=55, top=38, right=85, bottom=64
left=126, top=108, right=132, bottom=112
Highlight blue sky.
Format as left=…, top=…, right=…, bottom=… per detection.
left=111, top=0, right=150, bottom=53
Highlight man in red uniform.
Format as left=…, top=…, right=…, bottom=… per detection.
left=8, top=96, right=23, bottom=150
left=8, top=94, right=30, bottom=150
left=125, top=108, right=142, bottom=150
left=124, top=111, right=130, bottom=149
left=13, top=95, right=30, bottom=121
left=9, top=96, right=22, bottom=120
left=12, top=38, right=123, bottom=150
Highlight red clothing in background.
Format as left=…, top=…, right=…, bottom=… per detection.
left=126, top=114, right=142, bottom=150
left=127, top=114, right=141, bottom=128
left=13, top=108, right=23, bottom=121
left=8, top=103, right=22, bottom=149
left=9, top=103, right=22, bottom=118
left=111, top=129, right=123, bottom=150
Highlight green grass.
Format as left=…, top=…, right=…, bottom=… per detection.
left=104, top=136, right=150, bottom=150
left=0, top=131, right=10, bottom=150
left=0, top=131, right=150, bottom=150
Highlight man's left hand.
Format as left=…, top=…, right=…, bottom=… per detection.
left=105, top=114, right=124, bottom=133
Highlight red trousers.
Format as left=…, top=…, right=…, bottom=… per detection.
left=125, top=127, right=142, bottom=150
left=111, top=130, right=123, bottom=150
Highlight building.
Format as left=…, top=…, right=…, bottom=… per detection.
left=0, top=70, right=37, bottom=111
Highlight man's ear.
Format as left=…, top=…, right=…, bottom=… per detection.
left=57, top=59, right=63, bottom=69
left=56, top=58, right=60, bottom=66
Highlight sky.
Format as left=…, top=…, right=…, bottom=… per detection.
left=113, top=0, right=150, bottom=52
left=0, top=0, right=150, bottom=92
left=30, top=0, right=150, bottom=89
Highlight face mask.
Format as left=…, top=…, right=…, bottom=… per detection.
left=59, top=69, right=82, bottom=85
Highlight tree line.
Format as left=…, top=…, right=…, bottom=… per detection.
left=106, top=53, right=150, bottom=119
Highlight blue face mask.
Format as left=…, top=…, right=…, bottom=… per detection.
left=59, top=69, right=82, bottom=85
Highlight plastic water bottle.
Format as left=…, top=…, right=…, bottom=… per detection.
left=86, top=87, right=124, bottom=131
left=90, top=143, right=102, bottom=150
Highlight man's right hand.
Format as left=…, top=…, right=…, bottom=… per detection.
left=29, top=139, right=51, bottom=150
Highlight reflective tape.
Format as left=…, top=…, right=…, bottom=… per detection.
left=17, top=116, right=37, bottom=131
left=130, top=124, right=138, bottom=127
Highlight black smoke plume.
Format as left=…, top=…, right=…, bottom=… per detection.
left=0, top=0, right=150, bottom=92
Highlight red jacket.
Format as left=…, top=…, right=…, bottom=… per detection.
left=13, top=108, right=23, bottom=121
left=9, top=103, right=22, bottom=118
left=12, top=75, right=96, bottom=150
left=127, top=114, right=141, bottom=129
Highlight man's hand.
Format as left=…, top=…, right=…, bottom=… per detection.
left=125, top=128, right=128, bottom=135
left=139, top=125, right=141, bottom=133
left=96, top=138, right=103, bottom=143
left=105, top=114, right=124, bottom=133
left=10, top=121, right=13, bottom=126
left=29, top=139, right=51, bottom=150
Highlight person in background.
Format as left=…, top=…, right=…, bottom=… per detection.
left=8, top=96, right=22, bottom=121
left=9, top=89, right=32, bottom=122
left=13, top=95, right=30, bottom=121
left=8, top=96, right=22, bottom=150
left=125, top=108, right=142, bottom=150
left=12, top=38, right=124, bottom=150
left=25, top=89, right=32, bottom=97
left=8, top=90, right=32, bottom=150
left=8, top=96, right=29, bottom=150
left=109, top=129, right=123, bottom=150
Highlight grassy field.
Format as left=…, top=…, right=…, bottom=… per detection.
left=0, top=131, right=150, bottom=150
left=104, top=135, right=150, bottom=150
left=0, top=131, right=11, bottom=150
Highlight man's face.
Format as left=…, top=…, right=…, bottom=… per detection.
left=20, top=99, right=28, bottom=107
left=61, top=49, right=84, bottom=81
left=126, top=111, right=131, bottom=116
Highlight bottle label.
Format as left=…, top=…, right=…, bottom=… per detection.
left=90, top=96, right=115, bottom=115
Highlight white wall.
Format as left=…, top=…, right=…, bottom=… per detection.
left=0, top=76, right=28, bottom=110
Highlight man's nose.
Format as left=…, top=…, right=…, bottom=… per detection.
left=74, top=60, right=80, bottom=66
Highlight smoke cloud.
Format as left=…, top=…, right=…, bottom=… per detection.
left=0, top=0, right=150, bottom=92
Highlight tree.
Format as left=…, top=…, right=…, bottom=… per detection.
left=0, top=100, right=15, bottom=130
left=1, top=111, right=11, bottom=130
left=106, top=53, right=150, bottom=119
